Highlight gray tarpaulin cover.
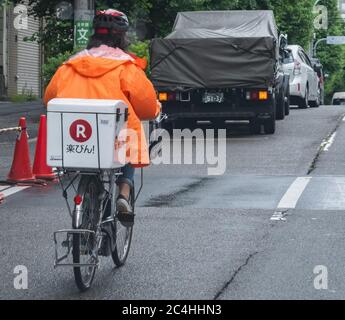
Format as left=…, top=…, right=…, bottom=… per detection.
left=150, top=11, right=279, bottom=89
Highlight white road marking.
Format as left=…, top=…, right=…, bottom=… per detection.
left=277, top=177, right=312, bottom=210
left=0, top=185, right=11, bottom=192
left=270, top=211, right=287, bottom=221
left=321, top=132, right=337, bottom=152
left=1, top=186, right=30, bottom=198
left=342, top=115, right=345, bottom=122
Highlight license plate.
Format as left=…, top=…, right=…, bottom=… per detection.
left=202, top=92, right=224, bottom=104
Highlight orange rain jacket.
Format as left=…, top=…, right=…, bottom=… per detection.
left=44, top=45, right=160, bottom=168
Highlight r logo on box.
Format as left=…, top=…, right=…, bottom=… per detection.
left=70, top=120, right=92, bottom=143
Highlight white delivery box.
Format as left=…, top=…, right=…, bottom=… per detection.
left=47, top=98, right=128, bottom=170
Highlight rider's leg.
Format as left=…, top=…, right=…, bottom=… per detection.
left=117, top=164, right=135, bottom=213
left=119, top=183, right=131, bottom=200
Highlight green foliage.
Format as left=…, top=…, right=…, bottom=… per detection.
left=42, top=51, right=74, bottom=86
left=14, top=0, right=74, bottom=57
left=314, top=0, right=345, bottom=102
left=325, top=69, right=345, bottom=99
left=10, top=92, right=38, bottom=103
left=128, top=41, right=150, bottom=61
left=20, top=0, right=345, bottom=100
left=128, top=40, right=150, bottom=75
left=270, top=0, right=315, bottom=49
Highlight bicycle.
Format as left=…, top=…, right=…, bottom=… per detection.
left=54, top=167, right=143, bottom=292
left=52, top=106, right=165, bottom=292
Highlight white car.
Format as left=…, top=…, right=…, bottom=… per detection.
left=283, top=45, right=320, bottom=108
left=332, top=92, right=345, bottom=105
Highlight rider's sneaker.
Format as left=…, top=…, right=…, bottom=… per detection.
left=116, top=194, right=132, bottom=214
left=116, top=195, right=135, bottom=227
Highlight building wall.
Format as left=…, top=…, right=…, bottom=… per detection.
left=4, top=3, right=41, bottom=97
left=17, top=14, right=41, bottom=97
left=7, top=5, right=18, bottom=97
left=0, top=8, right=3, bottom=68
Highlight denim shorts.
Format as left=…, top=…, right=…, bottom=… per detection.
left=117, top=164, right=135, bottom=188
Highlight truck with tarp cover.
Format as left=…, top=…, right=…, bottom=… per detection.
left=150, top=10, right=290, bottom=134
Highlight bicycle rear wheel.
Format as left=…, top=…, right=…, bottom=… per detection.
left=73, top=176, right=101, bottom=292
left=112, top=187, right=134, bottom=267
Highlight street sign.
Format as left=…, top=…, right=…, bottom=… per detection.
left=327, top=36, right=345, bottom=45
left=74, top=20, right=93, bottom=48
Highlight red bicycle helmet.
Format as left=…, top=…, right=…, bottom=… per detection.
left=93, top=9, right=129, bottom=34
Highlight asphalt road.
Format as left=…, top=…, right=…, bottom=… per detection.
left=1, top=103, right=345, bottom=299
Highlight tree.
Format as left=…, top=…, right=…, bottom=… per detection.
left=270, top=0, right=315, bottom=49
left=314, top=0, right=345, bottom=101
left=14, top=0, right=74, bottom=57
left=19, top=0, right=318, bottom=53
left=23, top=0, right=345, bottom=101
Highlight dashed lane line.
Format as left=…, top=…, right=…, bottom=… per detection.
left=321, top=132, right=337, bottom=152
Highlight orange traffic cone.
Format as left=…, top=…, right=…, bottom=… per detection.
left=7, top=117, right=36, bottom=183
left=32, top=115, right=56, bottom=180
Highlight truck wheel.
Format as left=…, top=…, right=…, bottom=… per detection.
left=264, top=117, right=276, bottom=134
left=249, top=119, right=261, bottom=134
left=276, top=92, right=285, bottom=120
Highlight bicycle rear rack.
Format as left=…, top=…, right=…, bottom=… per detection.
left=53, top=229, right=100, bottom=268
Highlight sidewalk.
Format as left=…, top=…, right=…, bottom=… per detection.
left=0, top=101, right=43, bottom=180
left=0, top=100, right=44, bottom=143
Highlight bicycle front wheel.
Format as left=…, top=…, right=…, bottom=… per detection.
left=73, top=175, right=101, bottom=292
left=112, top=187, right=134, bottom=267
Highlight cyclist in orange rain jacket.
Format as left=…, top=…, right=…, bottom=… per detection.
left=44, top=9, right=160, bottom=224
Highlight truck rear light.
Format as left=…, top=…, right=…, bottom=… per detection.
left=159, top=92, right=177, bottom=101
left=168, top=92, right=177, bottom=101
left=251, top=91, right=259, bottom=100
left=259, top=91, right=268, bottom=100
left=159, top=92, right=168, bottom=102
left=293, top=60, right=302, bottom=75
left=246, top=90, right=268, bottom=101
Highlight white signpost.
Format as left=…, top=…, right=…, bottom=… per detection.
left=326, top=36, right=345, bottom=45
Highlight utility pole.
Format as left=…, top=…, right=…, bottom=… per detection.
left=74, top=0, right=95, bottom=50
